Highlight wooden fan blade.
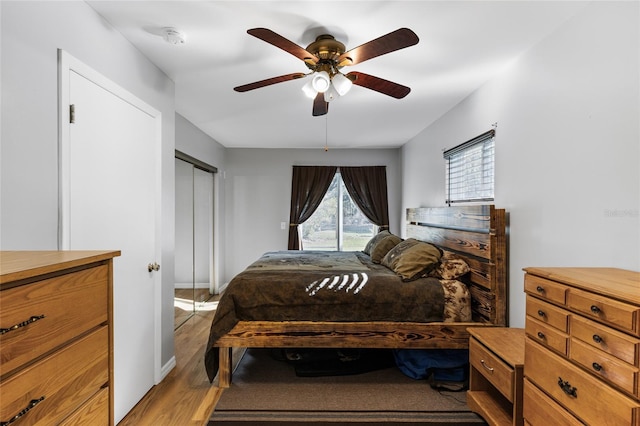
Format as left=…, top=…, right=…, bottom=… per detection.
left=234, top=73, right=306, bottom=92
left=346, top=71, right=411, bottom=99
left=312, top=92, right=328, bottom=116
left=337, top=28, right=418, bottom=67
left=248, top=28, right=319, bottom=65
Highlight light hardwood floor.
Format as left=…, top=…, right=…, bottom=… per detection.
left=119, top=302, right=223, bottom=425
left=175, top=288, right=216, bottom=329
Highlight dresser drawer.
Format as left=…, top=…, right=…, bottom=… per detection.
left=526, top=296, right=569, bottom=332
left=571, top=315, right=639, bottom=366
left=571, top=337, right=639, bottom=397
left=525, top=338, right=640, bottom=425
left=60, top=386, right=110, bottom=426
left=470, top=336, right=514, bottom=401
left=0, top=265, right=108, bottom=375
left=523, top=379, right=582, bottom=426
left=526, top=315, right=568, bottom=355
left=0, top=326, right=108, bottom=425
left=568, top=287, right=640, bottom=336
left=524, top=274, right=568, bottom=305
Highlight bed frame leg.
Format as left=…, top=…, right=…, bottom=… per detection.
left=218, top=347, right=232, bottom=388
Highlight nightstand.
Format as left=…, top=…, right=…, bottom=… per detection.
left=467, top=327, right=526, bottom=426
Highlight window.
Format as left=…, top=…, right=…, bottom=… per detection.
left=301, top=172, right=375, bottom=251
left=444, top=129, right=495, bottom=204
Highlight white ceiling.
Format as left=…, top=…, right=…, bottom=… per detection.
left=87, top=1, right=586, bottom=149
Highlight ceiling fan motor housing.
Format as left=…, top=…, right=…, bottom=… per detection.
left=305, top=35, right=348, bottom=71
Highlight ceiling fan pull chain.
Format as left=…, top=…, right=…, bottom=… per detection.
left=324, top=115, right=329, bottom=152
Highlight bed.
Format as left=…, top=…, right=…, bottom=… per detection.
left=206, top=204, right=507, bottom=387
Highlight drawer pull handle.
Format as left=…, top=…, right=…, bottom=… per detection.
left=590, top=305, right=601, bottom=314
left=536, top=286, right=545, bottom=293
left=558, top=377, right=577, bottom=398
left=480, top=359, right=494, bottom=373
left=593, top=334, right=603, bottom=344
left=537, top=310, right=546, bottom=317
left=537, top=331, right=546, bottom=339
left=0, top=315, right=45, bottom=335
left=592, top=362, right=603, bottom=372
left=0, top=396, right=45, bottom=426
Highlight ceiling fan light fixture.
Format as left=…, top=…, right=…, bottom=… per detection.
left=324, top=84, right=340, bottom=102
left=301, top=80, right=317, bottom=99
left=311, top=71, right=331, bottom=93
left=331, top=72, right=353, bottom=96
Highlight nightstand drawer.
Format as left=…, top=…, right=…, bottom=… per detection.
left=568, top=287, right=640, bottom=336
left=470, top=336, right=514, bottom=401
left=526, top=315, right=568, bottom=355
left=571, top=315, right=639, bottom=366
left=525, top=338, right=640, bottom=426
left=526, top=296, right=569, bottom=332
left=570, top=337, right=639, bottom=397
left=523, top=379, right=582, bottom=426
left=524, top=274, right=567, bottom=305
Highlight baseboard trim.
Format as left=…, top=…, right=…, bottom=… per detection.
left=175, top=282, right=211, bottom=289
left=159, top=356, right=176, bottom=383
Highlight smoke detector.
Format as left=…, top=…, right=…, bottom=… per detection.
left=163, top=27, right=186, bottom=45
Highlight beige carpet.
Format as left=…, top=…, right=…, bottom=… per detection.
left=210, top=348, right=487, bottom=424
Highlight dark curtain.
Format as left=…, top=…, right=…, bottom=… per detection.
left=340, top=166, right=390, bottom=233
left=288, top=166, right=337, bottom=250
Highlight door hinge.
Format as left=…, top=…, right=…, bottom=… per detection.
left=69, top=104, right=75, bottom=124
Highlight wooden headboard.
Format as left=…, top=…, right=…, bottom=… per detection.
left=406, top=205, right=508, bottom=326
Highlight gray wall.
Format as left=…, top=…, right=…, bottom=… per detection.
left=223, top=148, right=401, bottom=282
left=1, top=1, right=177, bottom=370
left=401, top=1, right=640, bottom=328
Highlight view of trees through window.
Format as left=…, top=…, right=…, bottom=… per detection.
left=301, top=173, right=375, bottom=251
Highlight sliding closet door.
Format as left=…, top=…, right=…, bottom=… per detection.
left=175, top=155, right=215, bottom=329
left=175, top=158, right=194, bottom=288
left=193, top=167, right=214, bottom=293
left=175, top=158, right=195, bottom=328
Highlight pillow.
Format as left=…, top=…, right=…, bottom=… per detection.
left=429, top=253, right=471, bottom=280
left=381, top=238, right=442, bottom=281
left=362, top=230, right=391, bottom=255
left=431, top=259, right=471, bottom=280
left=370, top=234, right=402, bottom=263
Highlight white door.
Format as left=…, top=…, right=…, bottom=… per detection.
left=58, top=51, right=161, bottom=423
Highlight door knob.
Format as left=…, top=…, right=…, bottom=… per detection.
left=148, top=262, right=160, bottom=272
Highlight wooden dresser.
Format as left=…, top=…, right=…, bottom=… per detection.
left=0, top=251, right=120, bottom=426
left=523, top=267, right=640, bottom=425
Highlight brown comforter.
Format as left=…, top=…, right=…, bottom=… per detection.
left=205, top=250, right=445, bottom=382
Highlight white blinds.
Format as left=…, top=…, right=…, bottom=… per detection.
left=444, top=130, right=495, bottom=204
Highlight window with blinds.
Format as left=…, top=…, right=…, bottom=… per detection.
left=444, top=129, right=495, bottom=204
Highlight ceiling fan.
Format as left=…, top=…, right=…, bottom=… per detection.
left=233, top=28, right=419, bottom=116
